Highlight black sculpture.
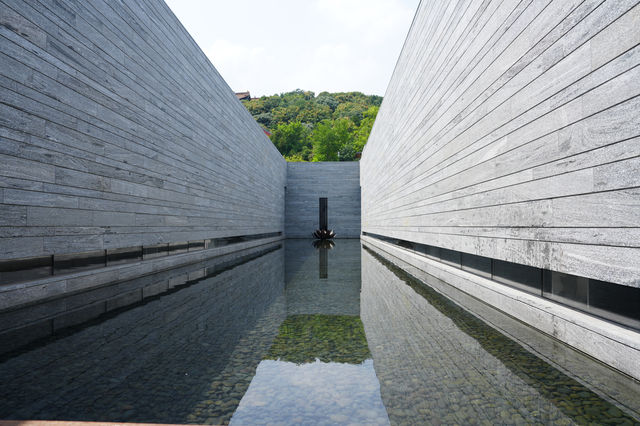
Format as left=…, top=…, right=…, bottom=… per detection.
left=313, top=197, right=335, bottom=240
left=313, top=229, right=336, bottom=240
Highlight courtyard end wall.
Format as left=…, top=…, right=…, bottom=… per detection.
left=285, top=162, right=360, bottom=238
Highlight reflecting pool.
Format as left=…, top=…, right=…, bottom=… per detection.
left=0, top=239, right=638, bottom=425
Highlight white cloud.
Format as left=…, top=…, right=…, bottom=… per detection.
left=166, top=0, right=419, bottom=97
left=206, top=40, right=266, bottom=65
left=204, top=40, right=271, bottom=92
left=314, top=0, right=415, bottom=42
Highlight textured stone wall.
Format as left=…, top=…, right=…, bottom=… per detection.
left=0, top=0, right=286, bottom=261
left=361, top=0, right=640, bottom=286
left=285, top=162, right=360, bottom=238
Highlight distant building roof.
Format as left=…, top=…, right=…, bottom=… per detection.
left=235, top=91, right=251, bottom=101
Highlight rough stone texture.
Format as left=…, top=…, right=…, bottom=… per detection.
left=360, top=0, right=640, bottom=287
left=285, top=162, right=360, bottom=238
left=0, top=0, right=286, bottom=261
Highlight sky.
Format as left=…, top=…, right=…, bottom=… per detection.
left=165, top=0, right=420, bottom=97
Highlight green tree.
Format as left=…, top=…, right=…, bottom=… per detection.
left=334, top=102, right=368, bottom=126
left=337, top=143, right=357, bottom=161
left=316, top=93, right=339, bottom=111
left=254, top=112, right=273, bottom=127
left=285, top=152, right=305, bottom=162
left=297, top=104, right=332, bottom=123
left=312, top=118, right=354, bottom=161
left=270, top=121, right=310, bottom=157
left=353, top=106, right=379, bottom=153
left=242, top=90, right=382, bottom=161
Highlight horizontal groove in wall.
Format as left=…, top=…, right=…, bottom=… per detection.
left=0, top=129, right=277, bottom=214
left=364, top=2, right=638, bottom=191
left=2, top=0, right=281, bottom=169
left=369, top=150, right=640, bottom=219
left=362, top=225, right=640, bottom=248
left=0, top=0, right=288, bottom=273
left=363, top=232, right=640, bottom=331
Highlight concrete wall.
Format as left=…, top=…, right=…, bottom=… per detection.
left=361, top=0, right=640, bottom=287
left=0, top=0, right=286, bottom=261
left=285, top=162, right=360, bottom=238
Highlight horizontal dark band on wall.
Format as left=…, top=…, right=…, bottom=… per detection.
left=363, top=232, right=640, bottom=331
left=0, top=232, right=282, bottom=287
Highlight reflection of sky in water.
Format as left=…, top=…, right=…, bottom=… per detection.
left=231, top=359, right=389, bottom=425
left=2, top=239, right=637, bottom=424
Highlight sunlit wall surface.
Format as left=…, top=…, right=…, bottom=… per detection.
left=361, top=0, right=640, bottom=287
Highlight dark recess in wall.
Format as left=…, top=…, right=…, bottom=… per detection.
left=363, top=232, right=640, bottom=331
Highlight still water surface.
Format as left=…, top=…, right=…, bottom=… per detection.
left=0, top=239, right=638, bottom=425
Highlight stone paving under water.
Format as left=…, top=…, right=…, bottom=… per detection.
left=0, top=239, right=638, bottom=425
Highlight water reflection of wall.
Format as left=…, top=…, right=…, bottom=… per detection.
left=229, top=239, right=388, bottom=425
left=0, top=246, right=286, bottom=425
left=284, top=239, right=361, bottom=316
left=361, top=247, right=586, bottom=425
left=0, top=244, right=281, bottom=354
left=362, top=245, right=640, bottom=424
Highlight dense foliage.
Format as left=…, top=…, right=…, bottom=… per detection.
left=241, top=89, right=381, bottom=161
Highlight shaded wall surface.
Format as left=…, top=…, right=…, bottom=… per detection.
left=285, top=162, right=360, bottom=238
left=0, top=0, right=286, bottom=261
left=361, top=0, right=640, bottom=286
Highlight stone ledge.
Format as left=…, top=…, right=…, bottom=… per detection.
left=361, top=235, right=640, bottom=382
left=0, top=236, right=284, bottom=312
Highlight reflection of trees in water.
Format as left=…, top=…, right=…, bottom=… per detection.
left=265, top=314, right=371, bottom=365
